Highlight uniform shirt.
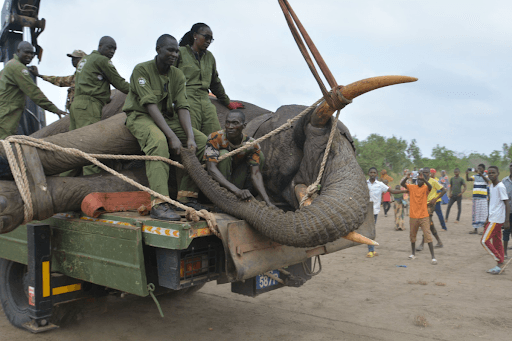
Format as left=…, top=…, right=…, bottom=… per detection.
left=122, top=58, right=190, bottom=116
left=405, top=184, right=429, bottom=219
left=74, top=50, right=129, bottom=105
left=177, top=46, right=230, bottom=106
left=41, top=73, right=75, bottom=110
left=367, top=179, right=389, bottom=215
left=0, top=54, right=60, bottom=138
left=427, top=178, right=444, bottom=203
left=430, top=177, right=444, bottom=203
left=204, top=130, right=262, bottom=166
left=501, top=176, right=512, bottom=211
left=488, top=182, right=509, bottom=224
left=471, top=174, right=488, bottom=199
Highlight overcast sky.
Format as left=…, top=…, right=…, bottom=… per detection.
left=10, top=0, right=511, bottom=158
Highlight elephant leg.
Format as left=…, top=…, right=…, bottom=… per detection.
left=0, top=168, right=148, bottom=234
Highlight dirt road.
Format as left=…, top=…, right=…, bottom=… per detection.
left=1, top=200, right=511, bottom=340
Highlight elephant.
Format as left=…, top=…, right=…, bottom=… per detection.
left=0, top=75, right=416, bottom=247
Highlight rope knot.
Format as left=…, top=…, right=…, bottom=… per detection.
left=328, top=87, right=352, bottom=111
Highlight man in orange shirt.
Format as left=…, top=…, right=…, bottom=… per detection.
left=401, top=171, right=438, bottom=264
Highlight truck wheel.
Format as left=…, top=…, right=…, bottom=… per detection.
left=186, top=283, right=205, bottom=294
left=0, top=259, right=31, bottom=328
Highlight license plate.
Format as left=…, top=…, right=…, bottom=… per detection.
left=256, top=270, right=279, bottom=289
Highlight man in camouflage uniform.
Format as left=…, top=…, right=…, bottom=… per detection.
left=0, top=41, right=66, bottom=139
left=29, top=50, right=87, bottom=113
left=72, top=36, right=130, bottom=175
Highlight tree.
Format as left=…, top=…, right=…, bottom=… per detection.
left=431, top=145, right=458, bottom=170
left=406, top=139, right=422, bottom=166
left=354, top=134, right=410, bottom=173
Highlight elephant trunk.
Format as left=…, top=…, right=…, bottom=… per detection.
left=180, top=132, right=369, bottom=248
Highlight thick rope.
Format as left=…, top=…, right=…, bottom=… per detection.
left=217, top=97, right=324, bottom=163
left=299, top=109, right=341, bottom=208
left=0, top=140, right=34, bottom=223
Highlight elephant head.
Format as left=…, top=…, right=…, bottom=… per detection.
left=180, top=76, right=417, bottom=248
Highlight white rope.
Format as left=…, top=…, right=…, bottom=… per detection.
left=299, top=109, right=341, bottom=208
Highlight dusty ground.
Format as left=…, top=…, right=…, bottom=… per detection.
left=1, top=199, right=511, bottom=340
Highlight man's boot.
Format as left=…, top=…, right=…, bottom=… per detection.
left=150, top=203, right=181, bottom=221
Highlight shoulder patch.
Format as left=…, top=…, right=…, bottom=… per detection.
left=77, top=59, right=87, bottom=72
left=21, top=69, right=29, bottom=75
left=108, top=60, right=113, bottom=66
left=138, top=77, right=146, bottom=86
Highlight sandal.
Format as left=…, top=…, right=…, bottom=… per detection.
left=408, top=255, right=416, bottom=260
left=366, top=252, right=374, bottom=258
left=431, top=259, right=438, bottom=265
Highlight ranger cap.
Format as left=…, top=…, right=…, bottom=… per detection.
left=67, top=50, right=87, bottom=58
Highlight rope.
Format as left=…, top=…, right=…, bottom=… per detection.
left=217, top=97, right=324, bottom=163
left=0, top=140, right=33, bottom=223
left=299, top=109, right=341, bottom=208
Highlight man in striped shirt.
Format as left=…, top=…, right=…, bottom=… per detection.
left=467, top=164, right=490, bottom=234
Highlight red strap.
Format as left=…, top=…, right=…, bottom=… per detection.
left=81, top=192, right=151, bottom=218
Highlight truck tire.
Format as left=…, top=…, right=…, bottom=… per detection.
left=0, top=259, right=31, bottom=328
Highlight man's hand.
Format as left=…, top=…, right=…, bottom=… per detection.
left=428, top=199, right=437, bottom=206
left=504, top=220, right=510, bottom=230
left=457, top=193, right=462, bottom=197
left=27, top=66, right=39, bottom=77
left=227, top=101, right=245, bottom=110
left=168, top=136, right=182, bottom=155
left=186, top=137, right=197, bottom=150
left=235, top=189, right=252, bottom=201
left=55, top=110, right=66, bottom=119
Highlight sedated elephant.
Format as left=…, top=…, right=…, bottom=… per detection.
left=0, top=75, right=416, bottom=247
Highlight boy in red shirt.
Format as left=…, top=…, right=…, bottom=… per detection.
left=401, top=172, right=438, bottom=264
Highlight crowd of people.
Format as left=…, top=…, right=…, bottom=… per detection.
left=0, top=24, right=274, bottom=222
left=367, top=164, right=512, bottom=274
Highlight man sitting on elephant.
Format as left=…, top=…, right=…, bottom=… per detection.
left=205, top=110, right=275, bottom=208
left=122, top=34, right=208, bottom=221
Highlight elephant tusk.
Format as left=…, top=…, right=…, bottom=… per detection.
left=312, top=75, right=418, bottom=127
left=342, top=232, right=379, bottom=246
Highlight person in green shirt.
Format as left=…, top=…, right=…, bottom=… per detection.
left=71, top=36, right=130, bottom=175
left=123, top=34, right=208, bottom=221
left=177, top=23, right=244, bottom=137
left=445, top=168, right=467, bottom=223
left=0, top=41, right=66, bottom=139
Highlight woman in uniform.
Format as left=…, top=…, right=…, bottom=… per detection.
left=177, top=23, right=244, bottom=137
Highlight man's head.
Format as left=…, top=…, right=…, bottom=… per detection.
left=156, top=34, right=179, bottom=67
left=413, top=167, right=417, bottom=171
left=383, top=179, right=389, bottom=185
left=395, top=185, right=401, bottom=190
left=421, top=167, right=431, bottom=182
left=488, top=166, right=500, bottom=182
left=454, top=168, right=460, bottom=176
left=441, top=170, right=446, bottom=176
left=368, top=167, right=378, bottom=180
left=16, top=41, right=35, bottom=65
left=477, top=163, right=486, bottom=173
left=98, top=36, right=117, bottom=59
left=67, top=49, right=87, bottom=68
left=225, top=110, right=246, bottom=143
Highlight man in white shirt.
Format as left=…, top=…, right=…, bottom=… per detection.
left=366, top=167, right=407, bottom=258
left=482, top=166, right=510, bottom=274
left=501, top=162, right=512, bottom=258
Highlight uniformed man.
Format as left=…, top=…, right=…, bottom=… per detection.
left=0, top=41, right=66, bottom=140
left=205, top=110, right=275, bottom=208
left=72, top=36, right=130, bottom=175
left=123, top=34, right=208, bottom=221
left=29, top=49, right=87, bottom=112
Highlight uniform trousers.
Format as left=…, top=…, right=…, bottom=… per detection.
left=125, top=111, right=206, bottom=202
